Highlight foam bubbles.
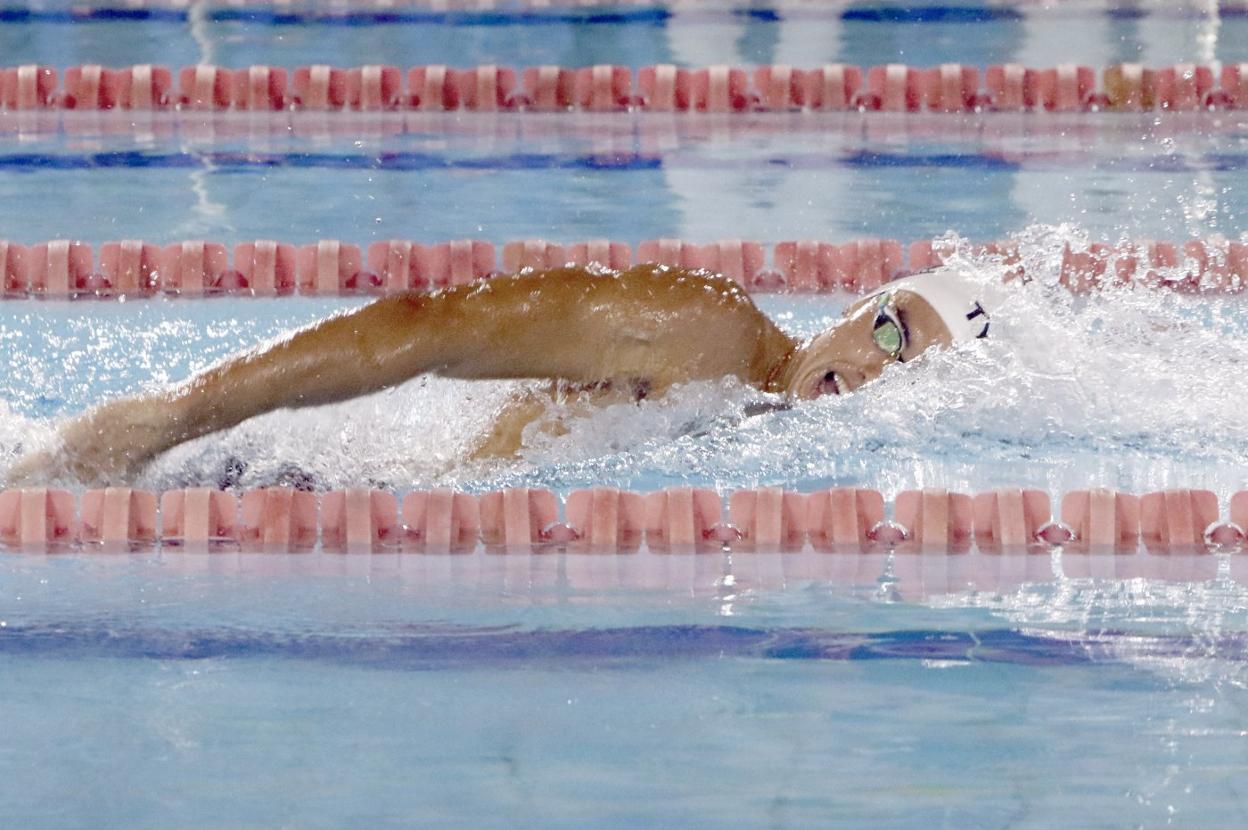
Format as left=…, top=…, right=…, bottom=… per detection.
left=138, top=376, right=519, bottom=493
left=0, top=400, right=56, bottom=473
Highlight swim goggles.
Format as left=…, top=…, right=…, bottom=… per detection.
left=871, top=291, right=908, bottom=361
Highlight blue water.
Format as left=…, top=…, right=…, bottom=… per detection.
left=0, top=115, right=1245, bottom=247
left=0, top=1, right=1246, bottom=66
left=4, top=3, right=1248, bottom=827
left=5, top=551, right=1248, bottom=827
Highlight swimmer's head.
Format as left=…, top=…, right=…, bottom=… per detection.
left=782, top=267, right=991, bottom=399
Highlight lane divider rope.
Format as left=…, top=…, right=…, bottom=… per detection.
left=1, top=236, right=1244, bottom=298
left=2, top=62, right=1246, bottom=113
left=1, top=485, right=1245, bottom=554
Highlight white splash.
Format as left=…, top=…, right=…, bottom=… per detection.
left=489, top=227, right=1248, bottom=497
left=2, top=226, right=1248, bottom=496
left=0, top=400, right=56, bottom=473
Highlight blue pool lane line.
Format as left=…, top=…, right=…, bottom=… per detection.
left=0, top=150, right=660, bottom=172
left=0, top=149, right=1246, bottom=174
left=0, top=3, right=1240, bottom=25
left=0, top=7, right=673, bottom=24
left=0, top=622, right=1221, bottom=667
left=839, top=6, right=1021, bottom=22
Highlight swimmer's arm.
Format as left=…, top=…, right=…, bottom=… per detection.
left=469, top=388, right=557, bottom=460
left=155, top=292, right=578, bottom=447
left=9, top=285, right=639, bottom=484
left=468, top=383, right=653, bottom=460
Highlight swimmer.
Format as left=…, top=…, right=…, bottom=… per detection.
left=5, top=263, right=989, bottom=486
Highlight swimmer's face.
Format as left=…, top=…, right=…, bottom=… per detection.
left=786, top=289, right=954, bottom=399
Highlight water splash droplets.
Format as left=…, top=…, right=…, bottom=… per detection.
left=3, top=227, right=1248, bottom=495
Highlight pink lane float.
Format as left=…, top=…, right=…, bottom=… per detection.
left=2, top=61, right=1246, bottom=113
left=2, top=485, right=1247, bottom=555
left=0, top=236, right=1244, bottom=299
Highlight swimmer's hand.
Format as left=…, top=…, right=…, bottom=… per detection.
left=5, top=397, right=180, bottom=487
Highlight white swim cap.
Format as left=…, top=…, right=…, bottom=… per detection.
left=868, top=266, right=990, bottom=343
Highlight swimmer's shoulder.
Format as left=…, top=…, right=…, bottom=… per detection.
left=608, top=264, right=761, bottom=311
left=616, top=262, right=748, bottom=290
left=386, top=264, right=762, bottom=322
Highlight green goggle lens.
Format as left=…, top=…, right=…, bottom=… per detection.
left=871, top=293, right=904, bottom=358
left=872, top=320, right=903, bottom=357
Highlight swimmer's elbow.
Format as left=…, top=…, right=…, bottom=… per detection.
left=350, top=291, right=463, bottom=381
left=355, top=285, right=550, bottom=382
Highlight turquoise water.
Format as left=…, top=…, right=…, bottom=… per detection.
left=2, top=112, right=1247, bottom=245
left=5, top=551, right=1248, bottom=827
left=3, top=3, right=1248, bottom=827
left=0, top=1, right=1246, bottom=67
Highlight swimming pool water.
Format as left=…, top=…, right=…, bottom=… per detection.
left=6, top=550, right=1248, bottom=828
left=0, top=115, right=1245, bottom=244
left=1, top=0, right=1246, bottom=68
left=3, top=2, right=1248, bottom=827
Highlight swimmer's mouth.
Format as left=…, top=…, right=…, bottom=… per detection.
left=814, top=370, right=841, bottom=398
